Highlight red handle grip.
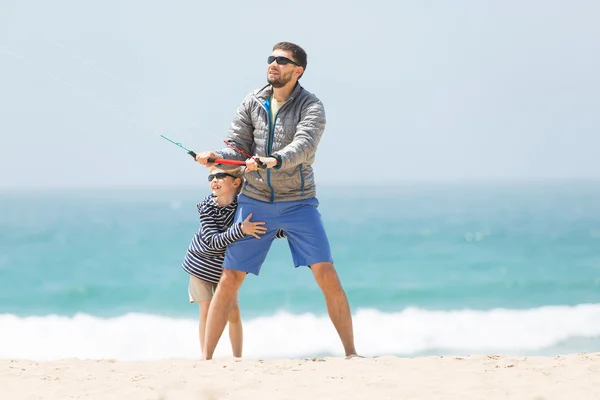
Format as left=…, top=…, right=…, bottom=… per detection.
left=206, top=157, right=266, bottom=169
left=207, top=158, right=246, bottom=166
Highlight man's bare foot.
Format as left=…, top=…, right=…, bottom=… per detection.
left=345, top=354, right=364, bottom=360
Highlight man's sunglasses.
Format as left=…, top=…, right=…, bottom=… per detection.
left=267, top=55, right=301, bottom=67
left=207, top=172, right=237, bottom=182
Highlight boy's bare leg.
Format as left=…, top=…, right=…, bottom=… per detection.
left=311, top=262, right=358, bottom=357
left=203, top=269, right=246, bottom=360
left=228, top=301, right=243, bottom=358
left=198, top=300, right=210, bottom=358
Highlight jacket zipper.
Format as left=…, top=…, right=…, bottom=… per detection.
left=264, top=96, right=293, bottom=202
left=299, top=163, right=304, bottom=196
left=255, top=93, right=295, bottom=202
left=264, top=98, right=276, bottom=202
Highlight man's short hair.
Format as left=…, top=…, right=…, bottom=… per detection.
left=273, top=42, right=307, bottom=75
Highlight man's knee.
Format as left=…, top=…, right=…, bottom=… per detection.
left=311, top=262, right=341, bottom=290
left=219, top=269, right=246, bottom=291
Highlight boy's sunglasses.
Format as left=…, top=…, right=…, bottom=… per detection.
left=267, top=55, right=301, bottom=67
left=207, top=172, right=237, bottom=182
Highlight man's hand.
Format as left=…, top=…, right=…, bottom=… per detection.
left=240, top=213, right=267, bottom=239
left=245, top=156, right=278, bottom=172
left=195, top=151, right=218, bottom=166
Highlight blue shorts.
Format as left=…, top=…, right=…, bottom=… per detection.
left=222, top=194, right=333, bottom=275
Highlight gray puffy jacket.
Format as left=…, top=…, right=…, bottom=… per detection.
left=216, top=83, right=326, bottom=202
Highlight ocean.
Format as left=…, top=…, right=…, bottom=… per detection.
left=1, top=181, right=600, bottom=361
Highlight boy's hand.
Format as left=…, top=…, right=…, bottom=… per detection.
left=196, top=151, right=218, bottom=166
left=240, top=213, right=267, bottom=239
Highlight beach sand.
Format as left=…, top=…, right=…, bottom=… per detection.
left=1, top=353, right=599, bottom=399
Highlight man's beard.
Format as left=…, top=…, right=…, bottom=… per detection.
left=267, top=73, right=292, bottom=88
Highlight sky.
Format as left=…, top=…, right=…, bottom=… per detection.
left=1, top=0, right=599, bottom=188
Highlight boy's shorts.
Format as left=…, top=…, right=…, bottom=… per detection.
left=222, top=194, right=333, bottom=276
left=188, top=275, right=238, bottom=303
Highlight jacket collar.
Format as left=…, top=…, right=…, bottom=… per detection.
left=253, top=82, right=303, bottom=103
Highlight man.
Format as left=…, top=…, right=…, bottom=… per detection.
left=196, top=42, right=358, bottom=360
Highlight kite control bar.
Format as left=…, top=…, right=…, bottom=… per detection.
left=160, top=135, right=265, bottom=168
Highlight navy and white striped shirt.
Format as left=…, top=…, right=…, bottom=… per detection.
left=182, top=194, right=284, bottom=284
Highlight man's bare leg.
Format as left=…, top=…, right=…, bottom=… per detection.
left=228, top=301, right=243, bottom=358
left=203, top=269, right=246, bottom=360
left=311, top=262, right=358, bottom=357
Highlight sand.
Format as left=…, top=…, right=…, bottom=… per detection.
left=1, top=353, right=599, bottom=399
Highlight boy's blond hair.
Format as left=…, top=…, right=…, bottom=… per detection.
left=208, top=165, right=244, bottom=194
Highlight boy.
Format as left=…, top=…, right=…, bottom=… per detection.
left=181, top=165, right=283, bottom=359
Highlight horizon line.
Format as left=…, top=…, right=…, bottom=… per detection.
left=1, top=177, right=600, bottom=191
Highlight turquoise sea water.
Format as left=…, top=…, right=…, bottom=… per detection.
left=1, top=182, right=600, bottom=360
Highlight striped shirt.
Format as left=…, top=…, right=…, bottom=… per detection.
left=182, top=194, right=284, bottom=284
